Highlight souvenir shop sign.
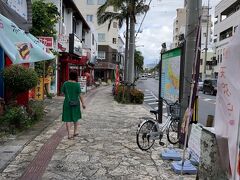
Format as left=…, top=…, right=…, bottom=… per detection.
left=214, top=26, right=240, bottom=179
left=38, top=37, right=54, bottom=49
left=0, top=14, right=55, bottom=64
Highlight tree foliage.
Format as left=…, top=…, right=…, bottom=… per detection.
left=30, top=0, right=59, bottom=38
left=134, top=50, right=144, bottom=71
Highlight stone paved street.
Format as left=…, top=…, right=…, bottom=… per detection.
left=0, top=87, right=196, bottom=179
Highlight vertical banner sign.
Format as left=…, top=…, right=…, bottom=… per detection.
left=214, top=26, right=240, bottom=179
left=115, top=65, right=120, bottom=94
left=161, top=48, right=181, bottom=102
left=34, top=78, right=44, bottom=100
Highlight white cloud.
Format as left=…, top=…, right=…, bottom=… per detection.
left=135, top=0, right=221, bottom=65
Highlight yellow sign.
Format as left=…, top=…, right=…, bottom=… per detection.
left=35, top=78, right=44, bottom=100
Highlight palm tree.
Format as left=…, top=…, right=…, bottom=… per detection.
left=97, top=0, right=149, bottom=83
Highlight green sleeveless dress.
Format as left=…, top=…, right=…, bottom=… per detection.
left=62, top=81, right=82, bottom=122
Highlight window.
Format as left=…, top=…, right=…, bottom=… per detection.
left=72, top=18, right=77, bottom=34
left=98, top=33, right=105, bottom=42
left=98, top=0, right=106, bottom=5
left=98, top=51, right=106, bottom=59
left=200, top=59, right=203, bottom=65
left=113, top=22, right=118, bottom=28
left=92, top=34, right=94, bottom=45
left=86, top=15, right=93, bottom=22
left=112, top=38, right=117, bottom=44
left=112, top=53, right=116, bottom=61
left=87, top=0, right=95, bottom=5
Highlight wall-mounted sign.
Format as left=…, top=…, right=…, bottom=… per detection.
left=69, top=33, right=82, bottom=56
left=7, top=0, right=28, bottom=20
left=58, top=35, right=69, bottom=53
left=38, top=37, right=54, bottom=49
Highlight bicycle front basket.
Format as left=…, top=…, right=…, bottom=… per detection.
left=170, top=104, right=180, bottom=118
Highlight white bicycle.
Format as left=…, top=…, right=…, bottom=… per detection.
left=136, top=97, right=180, bottom=151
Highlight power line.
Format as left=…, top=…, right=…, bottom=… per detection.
left=135, top=0, right=155, bottom=38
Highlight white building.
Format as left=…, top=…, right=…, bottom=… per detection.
left=172, top=6, right=213, bottom=79
left=48, top=0, right=95, bottom=93
left=74, top=0, right=119, bottom=82
left=213, top=0, right=240, bottom=78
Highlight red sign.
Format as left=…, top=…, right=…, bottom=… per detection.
left=38, top=37, right=54, bottom=49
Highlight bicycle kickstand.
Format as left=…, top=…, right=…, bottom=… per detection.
left=159, top=133, right=165, bottom=146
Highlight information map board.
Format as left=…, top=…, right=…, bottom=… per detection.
left=160, top=48, right=182, bottom=102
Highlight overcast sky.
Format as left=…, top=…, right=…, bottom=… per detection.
left=134, top=0, right=221, bottom=65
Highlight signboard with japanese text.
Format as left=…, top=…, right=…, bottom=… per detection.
left=38, top=37, right=54, bottom=49
left=214, top=26, right=240, bottom=179
left=58, top=35, right=69, bottom=53
left=34, top=78, right=44, bottom=100
left=188, top=124, right=202, bottom=162
left=69, top=34, right=82, bottom=56
left=78, top=76, right=87, bottom=93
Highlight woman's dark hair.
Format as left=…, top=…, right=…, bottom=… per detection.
left=69, top=71, right=78, bottom=82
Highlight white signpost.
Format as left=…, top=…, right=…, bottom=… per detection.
left=188, top=124, right=202, bottom=162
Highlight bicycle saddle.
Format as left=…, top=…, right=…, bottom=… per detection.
left=150, top=109, right=158, bottom=115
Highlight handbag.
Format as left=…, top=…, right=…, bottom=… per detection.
left=66, top=84, right=79, bottom=107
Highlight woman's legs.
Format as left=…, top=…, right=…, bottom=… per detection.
left=66, top=122, right=71, bottom=138
left=73, top=122, right=78, bottom=136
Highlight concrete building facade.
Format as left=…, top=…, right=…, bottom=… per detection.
left=172, top=6, right=213, bottom=80
left=74, top=0, right=119, bottom=82
left=213, top=0, right=240, bottom=78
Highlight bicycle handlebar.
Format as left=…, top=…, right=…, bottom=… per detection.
left=157, top=97, right=179, bottom=106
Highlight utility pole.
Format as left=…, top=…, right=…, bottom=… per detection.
left=128, top=0, right=135, bottom=84
left=181, top=0, right=202, bottom=119
left=124, top=16, right=130, bottom=83
left=202, top=0, right=210, bottom=80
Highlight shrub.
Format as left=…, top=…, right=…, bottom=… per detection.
left=114, top=86, right=143, bottom=104
left=1, top=106, right=31, bottom=131
left=130, top=88, right=144, bottom=104
left=27, top=100, right=44, bottom=122
left=2, top=65, right=38, bottom=95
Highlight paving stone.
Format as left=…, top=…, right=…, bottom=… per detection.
left=1, top=87, right=197, bottom=179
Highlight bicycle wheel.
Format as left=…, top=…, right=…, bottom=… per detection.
left=167, top=120, right=179, bottom=144
left=136, top=120, right=157, bottom=151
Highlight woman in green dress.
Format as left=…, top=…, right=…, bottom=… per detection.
left=62, top=71, right=86, bottom=139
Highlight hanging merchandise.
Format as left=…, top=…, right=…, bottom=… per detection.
left=214, top=25, right=240, bottom=180
left=0, top=14, right=55, bottom=64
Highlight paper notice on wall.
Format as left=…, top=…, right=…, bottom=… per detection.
left=214, top=25, right=240, bottom=179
